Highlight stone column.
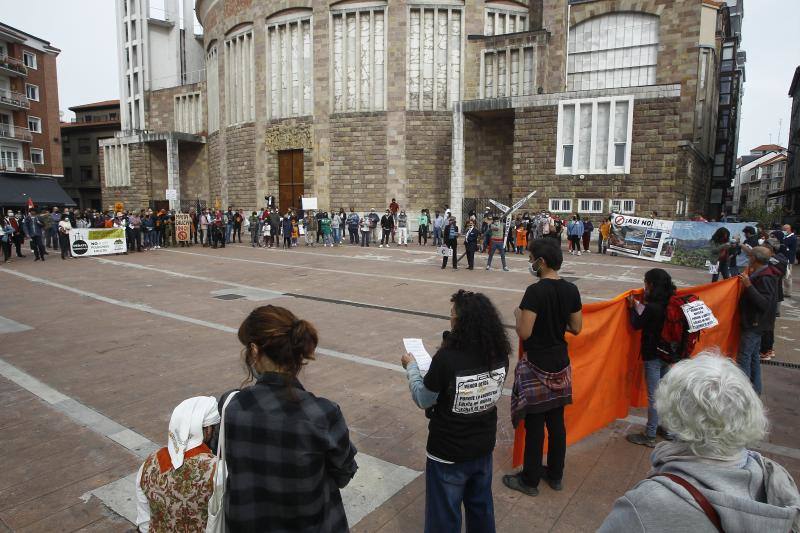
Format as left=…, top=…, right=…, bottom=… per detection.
left=166, top=135, right=181, bottom=211
left=450, top=104, right=465, bottom=226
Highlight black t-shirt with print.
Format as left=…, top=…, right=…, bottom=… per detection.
left=519, top=278, right=582, bottom=372
left=423, top=344, right=509, bottom=463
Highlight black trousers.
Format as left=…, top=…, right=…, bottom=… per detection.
left=13, top=233, right=24, bottom=256
left=522, top=406, right=566, bottom=487
left=466, top=249, right=475, bottom=269
left=441, top=240, right=458, bottom=269
left=381, top=229, right=391, bottom=245
left=131, top=228, right=142, bottom=251
left=59, top=233, right=70, bottom=258
left=233, top=224, right=242, bottom=242
left=418, top=226, right=428, bottom=245
left=30, top=235, right=46, bottom=260
left=1, top=239, right=10, bottom=261
left=761, top=330, right=774, bottom=353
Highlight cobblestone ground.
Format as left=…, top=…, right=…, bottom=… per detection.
left=1, top=241, right=798, bottom=532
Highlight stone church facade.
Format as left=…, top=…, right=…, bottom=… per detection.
left=101, top=0, right=742, bottom=224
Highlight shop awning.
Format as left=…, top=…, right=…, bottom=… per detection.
left=0, top=174, right=77, bottom=207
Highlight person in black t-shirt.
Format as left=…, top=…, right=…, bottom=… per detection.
left=504, top=238, right=582, bottom=497
left=401, top=290, right=510, bottom=533
left=625, top=268, right=676, bottom=448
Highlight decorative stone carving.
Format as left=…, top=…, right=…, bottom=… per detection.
left=265, top=123, right=313, bottom=150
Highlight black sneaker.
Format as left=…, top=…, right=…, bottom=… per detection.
left=502, top=474, right=539, bottom=497
left=627, top=432, right=656, bottom=448
left=657, top=426, right=675, bottom=441
left=544, top=474, right=563, bottom=491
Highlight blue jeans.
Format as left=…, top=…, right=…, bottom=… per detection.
left=425, top=454, right=495, bottom=533
left=332, top=227, right=341, bottom=244
left=486, top=241, right=506, bottom=268
left=644, top=358, right=670, bottom=438
left=433, top=227, right=442, bottom=246
left=225, top=224, right=233, bottom=243
left=738, top=328, right=763, bottom=394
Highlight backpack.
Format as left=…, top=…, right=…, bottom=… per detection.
left=656, top=294, right=701, bottom=364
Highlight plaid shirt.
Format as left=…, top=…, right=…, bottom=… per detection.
left=223, top=373, right=358, bottom=532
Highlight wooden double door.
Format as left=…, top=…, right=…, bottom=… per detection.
left=278, top=150, right=304, bottom=212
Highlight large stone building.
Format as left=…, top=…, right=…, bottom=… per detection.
left=782, top=66, right=800, bottom=223
left=60, top=100, right=121, bottom=210
left=102, top=0, right=744, bottom=224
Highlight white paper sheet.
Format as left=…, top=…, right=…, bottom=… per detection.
left=403, top=338, right=432, bottom=374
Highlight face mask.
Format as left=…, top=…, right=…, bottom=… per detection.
left=529, top=259, right=542, bottom=278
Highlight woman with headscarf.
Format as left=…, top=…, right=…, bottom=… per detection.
left=599, top=353, right=800, bottom=532
left=135, top=396, right=220, bottom=533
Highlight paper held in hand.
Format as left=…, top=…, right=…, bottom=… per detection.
left=681, top=299, right=719, bottom=333
left=403, top=338, right=433, bottom=374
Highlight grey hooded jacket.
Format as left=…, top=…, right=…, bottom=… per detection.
left=598, top=447, right=800, bottom=533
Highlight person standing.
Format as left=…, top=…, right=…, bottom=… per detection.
left=397, top=209, right=409, bottom=246
left=464, top=219, right=478, bottom=270
left=248, top=211, right=260, bottom=247
left=625, top=269, right=676, bottom=447
left=380, top=209, right=394, bottom=248
left=368, top=209, right=380, bottom=245
left=1, top=214, right=13, bottom=262
left=485, top=216, right=509, bottom=271
left=281, top=214, right=293, bottom=249
left=129, top=211, right=143, bottom=252
left=418, top=209, right=429, bottom=246
left=389, top=198, right=400, bottom=243
left=599, top=217, right=611, bottom=254
left=225, top=207, right=235, bottom=244
left=320, top=212, right=333, bottom=247
left=504, top=238, right=582, bottom=496
left=582, top=218, right=593, bottom=253
left=359, top=214, right=371, bottom=247
left=304, top=211, right=317, bottom=246
left=135, top=396, right=219, bottom=533
left=782, top=224, right=796, bottom=298
left=441, top=216, right=459, bottom=270
left=709, top=227, right=732, bottom=282
left=23, top=209, right=46, bottom=261
left=233, top=209, right=244, bottom=243
left=401, top=290, right=510, bottom=533
left=331, top=210, right=342, bottom=245
left=737, top=246, right=780, bottom=395
left=347, top=208, right=360, bottom=245
left=432, top=211, right=444, bottom=247
left=58, top=214, right=72, bottom=259
left=516, top=221, right=528, bottom=255
left=224, top=306, right=358, bottom=531
left=567, top=215, right=584, bottom=256
left=7, top=211, right=25, bottom=258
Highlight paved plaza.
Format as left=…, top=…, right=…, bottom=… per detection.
left=1, top=243, right=799, bottom=532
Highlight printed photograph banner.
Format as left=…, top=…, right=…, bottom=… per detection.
left=608, top=214, right=757, bottom=267
left=69, top=228, right=127, bottom=257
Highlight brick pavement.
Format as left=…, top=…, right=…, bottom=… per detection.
left=0, top=243, right=798, bottom=532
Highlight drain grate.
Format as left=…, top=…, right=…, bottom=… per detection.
left=763, top=359, right=800, bottom=370
left=214, top=294, right=245, bottom=300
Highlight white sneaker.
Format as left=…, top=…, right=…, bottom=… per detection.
left=379, top=244, right=383, bottom=248
left=486, top=265, right=492, bottom=271
left=385, top=244, right=390, bottom=248
left=570, top=250, right=574, bottom=255
left=577, top=251, right=582, bottom=256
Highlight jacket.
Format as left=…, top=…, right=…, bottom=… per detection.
left=381, top=214, right=394, bottom=230
left=784, top=233, right=798, bottom=264
left=347, top=213, right=359, bottom=226
left=567, top=220, right=584, bottom=237
left=22, top=215, right=44, bottom=238
left=598, top=443, right=800, bottom=533
left=739, top=265, right=780, bottom=332
left=464, top=227, right=478, bottom=251
left=305, top=216, right=318, bottom=231
left=629, top=301, right=666, bottom=361
left=443, top=224, right=459, bottom=242
left=398, top=213, right=407, bottom=228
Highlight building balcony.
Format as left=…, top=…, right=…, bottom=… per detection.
left=0, top=159, right=35, bottom=173
left=0, top=88, right=30, bottom=110
left=0, top=124, right=32, bottom=142
left=0, top=53, right=27, bottom=77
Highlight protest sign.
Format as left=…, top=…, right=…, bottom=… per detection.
left=437, top=246, right=453, bottom=257
left=302, top=197, right=318, bottom=210
left=681, top=299, right=719, bottom=332
left=69, top=228, right=127, bottom=257
left=175, top=213, right=191, bottom=242
left=452, top=368, right=507, bottom=415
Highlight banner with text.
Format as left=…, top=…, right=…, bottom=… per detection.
left=609, top=214, right=756, bottom=267
left=69, top=228, right=127, bottom=257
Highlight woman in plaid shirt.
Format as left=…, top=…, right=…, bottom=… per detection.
left=221, top=305, right=358, bottom=532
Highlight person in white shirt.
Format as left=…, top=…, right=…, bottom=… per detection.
left=58, top=215, right=72, bottom=260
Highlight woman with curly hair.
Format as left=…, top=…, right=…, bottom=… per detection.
left=401, top=290, right=511, bottom=533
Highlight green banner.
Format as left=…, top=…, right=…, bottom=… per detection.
left=88, top=228, right=125, bottom=240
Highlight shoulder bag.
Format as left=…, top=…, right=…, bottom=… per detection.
left=206, top=391, right=239, bottom=533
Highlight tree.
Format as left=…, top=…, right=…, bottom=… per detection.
left=740, top=205, right=784, bottom=230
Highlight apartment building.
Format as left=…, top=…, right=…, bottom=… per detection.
left=732, top=145, right=787, bottom=213
left=60, top=100, right=121, bottom=210
left=102, top=0, right=745, bottom=223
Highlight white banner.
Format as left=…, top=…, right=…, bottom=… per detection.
left=69, top=228, right=127, bottom=257
left=608, top=213, right=675, bottom=263
left=302, top=197, right=318, bottom=210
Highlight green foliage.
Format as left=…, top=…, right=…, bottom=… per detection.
left=739, top=205, right=783, bottom=230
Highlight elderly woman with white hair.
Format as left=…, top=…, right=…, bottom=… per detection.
left=599, top=352, right=800, bottom=533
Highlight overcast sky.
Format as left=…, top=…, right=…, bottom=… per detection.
left=4, top=0, right=798, bottom=156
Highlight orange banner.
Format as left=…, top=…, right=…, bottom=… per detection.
left=512, top=277, right=743, bottom=467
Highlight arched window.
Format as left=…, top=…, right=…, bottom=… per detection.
left=266, top=9, right=313, bottom=119
left=567, top=12, right=659, bottom=91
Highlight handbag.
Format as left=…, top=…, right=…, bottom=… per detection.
left=206, top=391, right=239, bottom=533
left=649, top=473, right=724, bottom=533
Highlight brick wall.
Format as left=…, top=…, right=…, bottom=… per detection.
left=465, top=115, right=514, bottom=199
left=512, top=97, right=683, bottom=217
left=224, top=124, right=256, bottom=209
left=207, top=132, right=222, bottom=208
left=329, top=113, right=388, bottom=212
left=21, top=45, right=62, bottom=176
left=179, top=144, right=209, bottom=204
left=405, top=112, right=452, bottom=212
left=100, top=143, right=155, bottom=211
